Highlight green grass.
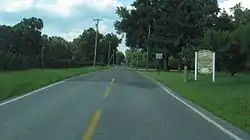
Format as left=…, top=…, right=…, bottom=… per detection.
left=0, top=66, right=108, bottom=101
left=143, top=71, right=250, bottom=133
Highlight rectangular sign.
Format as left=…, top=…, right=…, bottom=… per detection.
left=197, top=50, right=213, bottom=74
left=155, top=53, right=163, bottom=60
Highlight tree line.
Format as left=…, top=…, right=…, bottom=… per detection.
left=0, top=17, right=124, bottom=71
left=115, top=0, right=250, bottom=75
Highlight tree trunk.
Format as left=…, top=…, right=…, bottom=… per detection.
left=231, top=71, right=237, bottom=76
left=0, top=53, right=4, bottom=72
left=163, top=55, right=169, bottom=71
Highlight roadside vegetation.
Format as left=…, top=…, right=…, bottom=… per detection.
left=144, top=71, right=250, bottom=133
left=115, top=0, right=250, bottom=133
left=0, top=67, right=108, bottom=101
left=117, top=2, right=250, bottom=75
left=0, top=15, right=125, bottom=101
left=0, top=18, right=125, bottom=71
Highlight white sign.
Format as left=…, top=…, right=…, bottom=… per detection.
left=197, top=50, right=213, bottom=74
left=194, top=50, right=216, bottom=82
left=155, top=53, right=163, bottom=60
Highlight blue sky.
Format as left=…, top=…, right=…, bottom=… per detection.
left=0, top=0, right=249, bottom=53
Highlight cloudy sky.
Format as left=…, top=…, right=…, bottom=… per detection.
left=0, top=0, right=250, bottom=53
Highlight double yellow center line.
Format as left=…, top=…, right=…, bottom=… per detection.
left=83, top=78, right=115, bottom=140
left=104, top=78, right=115, bottom=98
left=83, top=110, right=102, bottom=140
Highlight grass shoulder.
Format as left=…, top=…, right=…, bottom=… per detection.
left=0, top=66, right=108, bottom=102
left=143, top=71, right=250, bottom=133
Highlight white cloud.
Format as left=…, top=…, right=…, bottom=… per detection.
left=34, top=0, right=123, bottom=17
left=0, top=0, right=123, bottom=17
left=99, top=22, right=109, bottom=34
left=84, top=0, right=123, bottom=10
left=118, top=38, right=127, bottom=54
left=219, top=0, right=250, bottom=13
left=59, top=29, right=84, bottom=41
left=57, top=22, right=109, bottom=41
left=0, top=0, right=131, bottom=52
left=0, top=0, right=34, bottom=12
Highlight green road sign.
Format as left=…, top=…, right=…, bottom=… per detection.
left=197, top=50, right=213, bottom=74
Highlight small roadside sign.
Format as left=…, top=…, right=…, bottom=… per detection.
left=197, top=50, right=213, bottom=74
left=194, top=49, right=216, bottom=82
left=155, top=53, right=162, bottom=76
left=155, top=53, right=163, bottom=60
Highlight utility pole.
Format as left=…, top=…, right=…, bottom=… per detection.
left=113, top=49, right=115, bottom=66
left=137, top=46, right=139, bottom=68
left=146, top=0, right=152, bottom=70
left=93, top=18, right=103, bottom=67
left=41, top=46, right=45, bottom=71
left=108, top=40, right=111, bottom=65
left=147, top=24, right=151, bottom=70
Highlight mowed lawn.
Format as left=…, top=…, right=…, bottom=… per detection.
left=143, top=71, right=250, bottom=133
left=0, top=66, right=108, bottom=101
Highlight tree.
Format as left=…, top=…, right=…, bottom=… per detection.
left=0, top=17, right=122, bottom=70
left=100, top=33, right=122, bottom=65
left=0, top=25, right=14, bottom=70
left=116, top=51, right=125, bottom=65
left=44, top=36, right=73, bottom=68
left=72, top=28, right=104, bottom=66
left=125, top=49, right=148, bottom=67
left=115, top=0, right=219, bottom=71
left=13, top=17, right=44, bottom=56
left=230, top=3, right=250, bottom=26
left=230, top=22, right=250, bottom=71
left=215, top=9, right=235, bottom=32
left=198, top=17, right=250, bottom=75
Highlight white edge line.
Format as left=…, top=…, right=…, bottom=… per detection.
left=0, top=68, right=105, bottom=107
left=0, top=81, right=64, bottom=106
left=141, top=73, right=243, bottom=140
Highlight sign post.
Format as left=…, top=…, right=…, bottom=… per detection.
left=194, top=50, right=215, bottom=82
left=195, top=52, right=198, bottom=80
left=155, top=53, right=163, bottom=76
left=212, top=52, right=216, bottom=82
left=184, top=66, right=188, bottom=83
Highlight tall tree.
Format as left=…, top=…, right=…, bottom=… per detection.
left=0, top=17, right=122, bottom=70
left=115, top=0, right=219, bottom=70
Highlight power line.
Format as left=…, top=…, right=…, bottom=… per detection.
left=93, top=18, right=103, bottom=67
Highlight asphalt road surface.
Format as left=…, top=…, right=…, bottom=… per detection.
left=0, top=67, right=250, bottom=140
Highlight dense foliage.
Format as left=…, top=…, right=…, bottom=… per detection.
left=116, top=1, right=250, bottom=75
left=0, top=18, right=124, bottom=70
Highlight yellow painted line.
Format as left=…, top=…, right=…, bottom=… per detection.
left=83, top=110, right=102, bottom=140
left=104, top=86, right=112, bottom=98
left=104, top=78, right=115, bottom=98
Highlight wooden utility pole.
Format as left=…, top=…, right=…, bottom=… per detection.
left=147, top=24, right=151, bottom=70
left=113, top=49, right=115, bottom=66
left=108, top=40, right=111, bottom=65
left=137, top=46, right=139, bottom=68
left=41, top=46, right=45, bottom=71
left=93, top=18, right=103, bottom=67
left=146, top=0, right=152, bottom=70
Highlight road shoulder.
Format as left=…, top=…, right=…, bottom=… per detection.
left=138, top=71, right=250, bottom=140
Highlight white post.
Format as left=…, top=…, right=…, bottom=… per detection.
left=194, top=51, right=198, bottom=80
left=212, top=52, right=216, bottom=82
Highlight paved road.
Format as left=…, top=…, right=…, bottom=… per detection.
left=0, top=67, right=250, bottom=140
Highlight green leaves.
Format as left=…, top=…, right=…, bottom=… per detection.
left=71, top=28, right=122, bottom=66
left=0, top=17, right=122, bottom=70
left=115, top=0, right=219, bottom=68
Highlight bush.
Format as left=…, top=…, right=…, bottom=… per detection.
left=168, top=56, right=179, bottom=70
